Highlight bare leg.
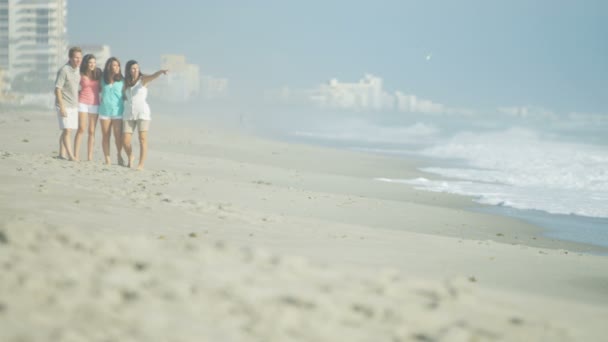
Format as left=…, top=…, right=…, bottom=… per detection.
left=136, top=130, right=148, bottom=171
left=73, top=111, right=87, bottom=161
left=87, top=114, right=99, bottom=161
left=123, top=132, right=134, bottom=168
left=58, top=134, right=67, bottom=159
left=61, top=129, right=76, bottom=161
left=100, top=119, right=112, bottom=165
left=112, top=119, right=125, bottom=166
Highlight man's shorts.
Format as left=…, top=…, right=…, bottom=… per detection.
left=57, top=106, right=78, bottom=130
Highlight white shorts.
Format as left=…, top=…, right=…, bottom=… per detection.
left=99, top=115, right=122, bottom=121
left=78, top=103, right=99, bottom=114
left=57, top=107, right=78, bottom=130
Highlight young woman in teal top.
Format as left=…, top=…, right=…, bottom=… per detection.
left=98, top=57, right=125, bottom=165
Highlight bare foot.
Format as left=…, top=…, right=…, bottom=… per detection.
left=104, top=156, right=111, bottom=165
left=136, top=164, right=144, bottom=171
left=128, top=156, right=135, bottom=168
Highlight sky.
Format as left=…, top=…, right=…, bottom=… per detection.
left=68, top=0, right=607, bottom=115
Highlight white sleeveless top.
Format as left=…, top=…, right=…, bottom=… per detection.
left=123, top=78, right=151, bottom=120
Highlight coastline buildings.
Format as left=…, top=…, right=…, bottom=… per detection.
left=0, top=0, right=67, bottom=92
left=270, top=74, right=452, bottom=115
left=310, top=74, right=393, bottom=111
left=395, top=91, right=444, bottom=114
left=0, top=0, right=9, bottom=82
left=0, top=67, right=7, bottom=96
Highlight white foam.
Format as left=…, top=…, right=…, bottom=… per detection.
left=378, top=128, right=608, bottom=218
left=293, top=121, right=439, bottom=145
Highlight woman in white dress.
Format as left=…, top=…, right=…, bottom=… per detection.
left=122, top=60, right=168, bottom=170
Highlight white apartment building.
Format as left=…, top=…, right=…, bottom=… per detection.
left=0, top=0, right=9, bottom=90
left=311, top=74, right=388, bottom=111
left=1, top=0, right=67, bottom=88
left=395, top=91, right=444, bottom=114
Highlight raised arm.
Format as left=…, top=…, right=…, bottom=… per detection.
left=142, top=69, right=168, bottom=86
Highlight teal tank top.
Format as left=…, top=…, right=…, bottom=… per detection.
left=98, top=79, right=124, bottom=117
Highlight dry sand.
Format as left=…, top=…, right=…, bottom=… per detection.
left=1, top=109, right=607, bottom=341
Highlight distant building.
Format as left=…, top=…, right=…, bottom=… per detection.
left=311, top=74, right=390, bottom=111
left=153, top=54, right=200, bottom=102
left=0, top=0, right=9, bottom=77
left=0, top=0, right=68, bottom=90
left=80, top=44, right=110, bottom=68
left=395, top=91, right=444, bottom=114
left=200, top=75, right=228, bottom=100
left=0, top=67, right=7, bottom=93
left=0, top=0, right=68, bottom=94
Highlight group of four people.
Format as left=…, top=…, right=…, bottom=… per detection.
left=55, top=46, right=168, bottom=170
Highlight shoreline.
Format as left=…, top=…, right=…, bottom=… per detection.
left=474, top=205, right=608, bottom=253
left=257, top=122, right=608, bottom=254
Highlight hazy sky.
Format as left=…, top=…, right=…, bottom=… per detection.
left=68, top=1, right=607, bottom=114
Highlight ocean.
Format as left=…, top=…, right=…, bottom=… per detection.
left=284, top=115, right=608, bottom=248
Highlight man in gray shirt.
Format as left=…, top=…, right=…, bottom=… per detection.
left=55, top=46, right=82, bottom=160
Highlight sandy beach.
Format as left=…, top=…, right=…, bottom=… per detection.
left=1, top=108, right=607, bottom=341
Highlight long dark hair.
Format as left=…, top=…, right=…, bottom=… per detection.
left=103, top=57, right=123, bottom=84
left=80, top=54, right=101, bottom=81
left=124, top=59, right=144, bottom=89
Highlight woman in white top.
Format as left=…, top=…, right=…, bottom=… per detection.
left=122, top=60, right=168, bottom=170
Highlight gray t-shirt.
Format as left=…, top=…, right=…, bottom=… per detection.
left=54, top=63, right=81, bottom=108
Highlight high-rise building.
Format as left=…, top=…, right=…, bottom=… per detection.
left=311, top=74, right=389, bottom=111
left=0, top=0, right=67, bottom=91
left=0, top=0, right=9, bottom=91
